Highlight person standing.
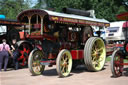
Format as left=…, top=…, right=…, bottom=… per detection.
left=0, top=39, right=13, bottom=71
left=11, top=39, right=19, bottom=70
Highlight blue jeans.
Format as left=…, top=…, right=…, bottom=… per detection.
left=13, top=51, right=19, bottom=70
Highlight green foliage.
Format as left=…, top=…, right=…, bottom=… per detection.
left=46, top=0, right=128, bottom=21
left=0, top=0, right=128, bottom=21
left=0, top=0, right=30, bottom=19
left=46, top=0, right=91, bottom=12
left=33, top=0, right=45, bottom=9
left=90, top=0, right=128, bottom=21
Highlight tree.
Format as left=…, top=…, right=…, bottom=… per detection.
left=0, top=0, right=31, bottom=19
left=90, top=0, right=128, bottom=21
left=46, top=0, right=91, bottom=12
left=33, top=0, right=46, bottom=9
left=46, top=0, right=128, bottom=21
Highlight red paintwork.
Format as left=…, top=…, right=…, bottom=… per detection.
left=40, top=60, right=56, bottom=65
left=36, top=44, right=42, bottom=50
left=71, top=50, right=84, bottom=60
left=48, top=53, right=57, bottom=59
left=114, top=57, right=124, bottom=76
left=0, top=19, right=23, bottom=26
left=117, top=12, right=128, bottom=20
left=18, top=47, right=30, bottom=66
left=121, top=63, right=128, bottom=65
left=123, top=21, right=128, bottom=28
left=19, top=32, right=25, bottom=40
left=27, top=33, right=57, bottom=41
left=115, top=44, right=124, bottom=47
left=106, top=51, right=113, bottom=56
left=49, top=16, right=109, bottom=27
left=34, top=24, right=41, bottom=29
left=126, top=44, right=128, bottom=52
left=18, top=43, right=31, bottom=66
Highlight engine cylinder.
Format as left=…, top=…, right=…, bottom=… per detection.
left=62, top=8, right=90, bottom=17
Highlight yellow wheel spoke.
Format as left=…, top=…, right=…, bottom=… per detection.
left=97, top=47, right=103, bottom=52
left=99, top=57, right=103, bottom=62
left=64, top=56, right=68, bottom=62
left=61, top=66, right=65, bottom=73
left=65, top=65, right=68, bottom=73
left=92, top=52, right=96, bottom=56
left=32, top=62, right=37, bottom=67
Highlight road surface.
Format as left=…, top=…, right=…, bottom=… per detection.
left=0, top=62, right=128, bottom=85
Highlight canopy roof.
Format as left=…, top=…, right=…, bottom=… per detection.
left=0, top=19, right=22, bottom=26
left=17, top=9, right=109, bottom=27
left=117, top=12, right=128, bottom=20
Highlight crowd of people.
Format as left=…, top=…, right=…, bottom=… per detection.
left=0, top=39, right=19, bottom=71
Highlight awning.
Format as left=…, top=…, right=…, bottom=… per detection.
left=0, top=19, right=23, bottom=26
left=117, top=12, right=128, bottom=20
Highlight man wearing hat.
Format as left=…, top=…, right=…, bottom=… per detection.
left=0, top=39, right=13, bottom=71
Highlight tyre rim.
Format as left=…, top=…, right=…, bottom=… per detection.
left=18, top=43, right=31, bottom=66
left=91, top=39, right=106, bottom=70
left=32, top=51, right=44, bottom=74
left=60, top=51, right=72, bottom=76
left=113, top=53, right=123, bottom=76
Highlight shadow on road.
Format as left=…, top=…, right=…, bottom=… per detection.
left=123, top=67, right=128, bottom=77
left=40, top=65, right=107, bottom=77
left=72, top=65, right=106, bottom=73
left=43, top=69, right=58, bottom=76
left=71, top=65, right=88, bottom=73
left=42, top=68, right=74, bottom=77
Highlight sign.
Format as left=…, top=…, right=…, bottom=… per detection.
left=49, top=16, right=109, bottom=27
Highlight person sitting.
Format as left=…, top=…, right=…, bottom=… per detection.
left=11, top=39, right=19, bottom=70
left=0, top=39, right=13, bottom=71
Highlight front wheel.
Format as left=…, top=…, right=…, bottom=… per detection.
left=111, top=49, right=124, bottom=77
left=56, top=49, right=72, bottom=77
left=28, top=49, right=45, bottom=76
left=84, top=37, right=106, bottom=71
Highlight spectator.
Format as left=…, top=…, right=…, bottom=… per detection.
left=0, top=39, right=13, bottom=71
left=11, top=39, right=19, bottom=70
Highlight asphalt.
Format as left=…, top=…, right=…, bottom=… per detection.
left=0, top=62, right=128, bottom=85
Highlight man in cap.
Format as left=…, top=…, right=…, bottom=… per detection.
left=0, top=39, right=13, bottom=71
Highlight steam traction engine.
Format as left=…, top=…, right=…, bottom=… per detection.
left=111, top=12, right=128, bottom=77
left=17, top=8, right=109, bottom=77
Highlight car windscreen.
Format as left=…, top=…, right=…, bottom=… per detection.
left=0, top=26, right=7, bottom=35
left=107, top=27, right=119, bottom=32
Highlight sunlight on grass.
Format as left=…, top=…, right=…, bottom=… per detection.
left=106, top=56, right=128, bottom=63
left=106, top=56, right=111, bottom=62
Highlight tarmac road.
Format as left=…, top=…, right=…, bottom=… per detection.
left=0, top=62, right=128, bottom=85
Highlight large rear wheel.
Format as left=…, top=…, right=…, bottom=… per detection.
left=56, top=49, right=72, bottom=77
left=28, top=49, right=45, bottom=76
left=84, top=37, right=106, bottom=71
left=18, top=42, right=32, bottom=66
left=111, top=49, right=123, bottom=77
